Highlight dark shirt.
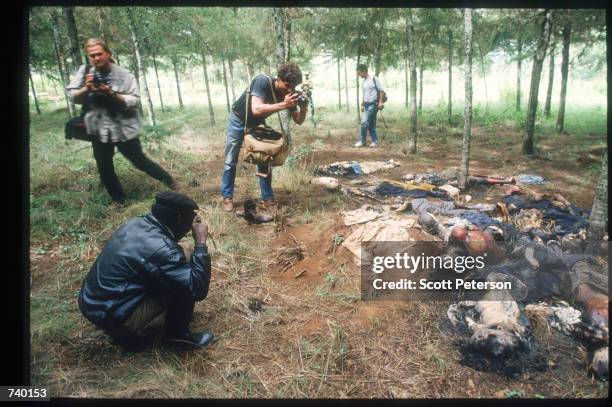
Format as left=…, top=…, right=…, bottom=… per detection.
left=232, top=74, right=297, bottom=128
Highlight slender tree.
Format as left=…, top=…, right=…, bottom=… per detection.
left=406, top=10, right=418, bottom=154
left=228, top=58, right=236, bottom=102
left=344, top=55, right=349, bottom=112
left=172, top=57, right=184, bottom=109
left=273, top=7, right=291, bottom=142
left=221, top=57, right=230, bottom=113
left=516, top=35, right=523, bottom=111
left=556, top=16, right=571, bottom=133
left=29, top=69, right=41, bottom=115
left=127, top=8, right=155, bottom=126
left=587, top=152, right=608, bottom=241
left=201, top=50, right=215, bottom=125
left=151, top=53, right=165, bottom=113
left=337, top=57, right=342, bottom=109
left=51, top=10, right=75, bottom=118
left=63, top=6, right=82, bottom=72
left=544, top=31, right=556, bottom=117
left=522, top=9, right=552, bottom=155
left=459, top=9, right=473, bottom=189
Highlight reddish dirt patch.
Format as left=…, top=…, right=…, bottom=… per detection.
left=269, top=221, right=351, bottom=292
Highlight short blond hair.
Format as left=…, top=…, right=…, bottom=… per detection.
left=84, top=38, right=112, bottom=54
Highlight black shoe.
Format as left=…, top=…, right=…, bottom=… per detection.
left=167, top=330, right=214, bottom=349
left=110, top=335, right=149, bottom=352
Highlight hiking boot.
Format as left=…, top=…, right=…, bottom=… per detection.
left=353, top=141, right=364, bottom=148
left=369, top=142, right=379, bottom=148
left=167, top=330, right=214, bottom=349
left=222, top=198, right=234, bottom=212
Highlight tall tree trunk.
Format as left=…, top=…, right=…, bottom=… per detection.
left=356, top=38, right=363, bottom=123
left=63, top=6, right=82, bottom=72
left=172, top=58, right=184, bottom=109
left=374, top=18, right=384, bottom=76
left=556, top=19, right=571, bottom=133
left=459, top=9, right=473, bottom=190
left=221, top=57, right=230, bottom=113
left=522, top=9, right=552, bottom=155
left=337, top=57, right=342, bottom=109
left=419, top=63, right=423, bottom=115
left=51, top=12, right=75, bottom=118
left=152, top=53, right=165, bottom=113
left=343, top=55, right=349, bottom=112
left=29, top=70, right=41, bottom=115
left=95, top=7, right=106, bottom=41
left=406, top=11, right=418, bottom=154
left=273, top=7, right=291, bottom=141
left=477, top=41, right=489, bottom=112
left=130, top=48, right=144, bottom=117
left=286, top=20, right=291, bottom=61
left=228, top=58, right=236, bottom=102
left=127, top=9, right=155, bottom=126
left=516, top=36, right=522, bottom=111
left=448, top=30, right=453, bottom=124
left=115, top=52, right=120, bottom=66
left=405, top=55, right=409, bottom=108
left=201, top=51, right=215, bottom=125
left=587, top=152, right=608, bottom=241
left=544, top=34, right=555, bottom=118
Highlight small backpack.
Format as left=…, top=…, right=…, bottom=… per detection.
left=373, top=76, right=388, bottom=103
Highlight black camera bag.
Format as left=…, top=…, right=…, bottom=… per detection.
left=64, top=64, right=94, bottom=142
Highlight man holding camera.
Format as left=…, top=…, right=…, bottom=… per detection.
left=354, top=64, right=385, bottom=148
left=220, top=61, right=309, bottom=212
left=79, top=191, right=214, bottom=350
left=67, top=38, right=177, bottom=204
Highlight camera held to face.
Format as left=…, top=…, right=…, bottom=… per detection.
left=93, top=71, right=111, bottom=88
left=293, top=90, right=309, bottom=107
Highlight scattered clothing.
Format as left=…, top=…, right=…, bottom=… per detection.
left=342, top=205, right=381, bottom=226
left=411, top=198, right=455, bottom=215
left=517, top=174, right=545, bottom=185
left=375, top=182, right=447, bottom=198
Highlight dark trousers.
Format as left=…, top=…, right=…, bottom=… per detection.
left=92, top=137, right=173, bottom=201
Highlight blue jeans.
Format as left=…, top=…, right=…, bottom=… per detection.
left=221, top=112, right=274, bottom=200
left=360, top=103, right=379, bottom=144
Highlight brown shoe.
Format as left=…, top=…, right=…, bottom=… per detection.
left=262, top=199, right=278, bottom=210
left=222, top=198, right=234, bottom=212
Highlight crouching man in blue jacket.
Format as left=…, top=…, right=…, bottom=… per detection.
left=79, top=192, right=213, bottom=350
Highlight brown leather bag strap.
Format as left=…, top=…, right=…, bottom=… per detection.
left=267, top=75, right=286, bottom=142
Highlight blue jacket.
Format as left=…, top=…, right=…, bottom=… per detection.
left=78, top=214, right=211, bottom=330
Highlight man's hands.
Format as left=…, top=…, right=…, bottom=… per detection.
left=192, top=216, right=208, bottom=246
left=378, top=102, right=384, bottom=110
left=283, top=93, right=299, bottom=109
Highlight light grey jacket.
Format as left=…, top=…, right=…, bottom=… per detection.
left=66, top=64, right=142, bottom=142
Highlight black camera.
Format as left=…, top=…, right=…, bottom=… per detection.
left=293, top=91, right=308, bottom=107
left=93, top=71, right=111, bottom=87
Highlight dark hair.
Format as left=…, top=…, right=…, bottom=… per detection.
left=357, top=64, right=368, bottom=73
left=277, top=61, right=302, bottom=86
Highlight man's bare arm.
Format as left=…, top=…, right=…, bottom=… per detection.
left=251, top=94, right=298, bottom=118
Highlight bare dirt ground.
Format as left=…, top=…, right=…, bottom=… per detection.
left=30, top=115, right=608, bottom=398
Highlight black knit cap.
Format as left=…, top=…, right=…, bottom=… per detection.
left=151, top=191, right=198, bottom=226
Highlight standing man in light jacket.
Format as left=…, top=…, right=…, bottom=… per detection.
left=354, top=64, right=385, bottom=148
left=67, top=38, right=177, bottom=204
